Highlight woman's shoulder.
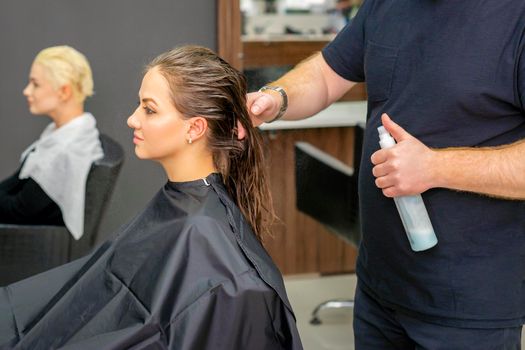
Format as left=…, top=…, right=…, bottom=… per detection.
left=182, top=214, right=237, bottom=248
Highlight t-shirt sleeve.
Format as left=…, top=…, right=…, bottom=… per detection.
left=517, top=37, right=525, bottom=114
left=321, top=0, right=375, bottom=82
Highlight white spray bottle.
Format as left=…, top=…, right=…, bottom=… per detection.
left=377, top=126, right=438, bottom=251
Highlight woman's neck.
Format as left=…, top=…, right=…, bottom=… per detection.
left=161, top=151, right=217, bottom=183
left=49, top=104, right=84, bottom=128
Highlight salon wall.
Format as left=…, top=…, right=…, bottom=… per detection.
left=0, top=1, right=216, bottom=240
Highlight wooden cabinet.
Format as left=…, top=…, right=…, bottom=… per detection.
left=262, top=126, right=359, bottom=275
left=243, top=39, right=329, bottom=68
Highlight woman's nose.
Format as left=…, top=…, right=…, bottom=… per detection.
left=127, top=112, right=139, bottom=129
left=22, top=84, right=30, bottom=97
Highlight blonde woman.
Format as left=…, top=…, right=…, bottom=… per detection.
left=0, top=46, right=103, bottom=239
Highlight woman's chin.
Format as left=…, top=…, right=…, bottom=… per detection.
left=134, top=149, right=150, bottom=160
left=28, top=107, right=39, bottom=115
left=28, top=108, right=49, bottom=117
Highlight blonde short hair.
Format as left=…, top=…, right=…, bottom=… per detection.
left=34, top=46, right=94, bottom=103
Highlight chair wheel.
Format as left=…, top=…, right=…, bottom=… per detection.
left=310, top=317, right=322, bottom=325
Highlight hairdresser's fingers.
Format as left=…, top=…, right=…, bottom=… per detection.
left=370, top=149, right=388, bottom=165
left=247, top=92, right=281, bottom=126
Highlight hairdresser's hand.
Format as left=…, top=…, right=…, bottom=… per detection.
left=247, top=91, right=282, bottom=127
left=371, top=113, right=438, bottom=197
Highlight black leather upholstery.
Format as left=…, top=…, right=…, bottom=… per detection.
left=0, top=134, right=124, bottom=286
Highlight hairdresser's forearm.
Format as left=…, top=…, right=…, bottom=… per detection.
left=432, top=140, right=525, bottom=199
left=270, top=52, right=356, bottom=121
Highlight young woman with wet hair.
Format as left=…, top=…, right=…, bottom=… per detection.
left=131, top=45, right=274, bottom=242
left=0, top=46, right=302, bottom=350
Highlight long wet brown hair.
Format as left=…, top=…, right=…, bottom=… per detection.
left=147, top=45, right=275, bottom=242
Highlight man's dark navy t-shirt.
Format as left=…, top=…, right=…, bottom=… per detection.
left=323, top=0, right=525, bottom=327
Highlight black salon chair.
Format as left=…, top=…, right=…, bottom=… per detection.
left=294, top=125, right=363, bottom=325
left=0, top=134, right=124, bottom=286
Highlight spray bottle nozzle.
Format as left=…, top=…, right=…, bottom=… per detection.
left=377, top=125, right=395, bottom=148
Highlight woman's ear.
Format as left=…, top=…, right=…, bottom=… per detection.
left=187, top=116, right=208, bottom=143
left=58, top=84, right=73, bottom=101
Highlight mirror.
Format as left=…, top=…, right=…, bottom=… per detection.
left=240, top=0, right=365, bottom=99
left=241, top=0, right=360, bottom=37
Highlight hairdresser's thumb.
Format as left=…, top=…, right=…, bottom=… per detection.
left=381, top=113, right=412, bottom=142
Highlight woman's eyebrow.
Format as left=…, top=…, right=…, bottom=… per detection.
left=140, top=97, right=158, bottom=106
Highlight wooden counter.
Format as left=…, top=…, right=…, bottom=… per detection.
left=260, top=102, right=366, bottom=275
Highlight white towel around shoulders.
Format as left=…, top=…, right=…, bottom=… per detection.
left=19, top=112, right=104, bottom=240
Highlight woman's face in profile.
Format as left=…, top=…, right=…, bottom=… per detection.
left=23, top=63, right=62, bottom=116
left=127, top=67, right=188, bottom=162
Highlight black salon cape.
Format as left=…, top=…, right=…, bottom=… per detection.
left=0, top=174, right=303, bottom=350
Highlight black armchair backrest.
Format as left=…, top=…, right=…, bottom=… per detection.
left=70, top=133, right=124, bottom=259
left=0, top=134, right=124, bottom=285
